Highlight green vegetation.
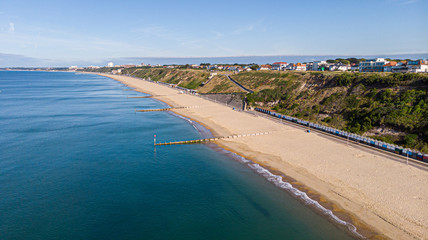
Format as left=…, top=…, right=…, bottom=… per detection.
left=325, top=57, right=366, bottom=65
left=242, top=72, right=428, bottom=152
left=232, top=71, right=302, bottom=90
left=332, top=72, right=428, bottom=87
left=129, top=68, right=209, bottom=89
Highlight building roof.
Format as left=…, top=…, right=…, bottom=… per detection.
left=273, top=62, right=288, bottom=65
left=384, top=61, right=397, bottom=67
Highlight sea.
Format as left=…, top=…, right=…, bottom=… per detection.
left=0, top=71, right=356, bottom=239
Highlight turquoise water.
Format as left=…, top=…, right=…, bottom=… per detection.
left=0, top=71, right=355, bottom=239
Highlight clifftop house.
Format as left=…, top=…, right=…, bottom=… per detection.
left=407, top=60, right=428, bottom=73
left=313, top=61, right=328, bottom=71
left=259, top=64, right=272, bottom=70
left=272, top=62, right=288, bottom=71
left=383, top=61, right=397, bottom=72
left=329, top=62, right=350, bottom=71
left=359, top=58, right=388, bottom=72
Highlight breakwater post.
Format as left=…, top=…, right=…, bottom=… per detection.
left=154, top=132, right=272, bottom=146
left=135, top=106, right=202, bottom=113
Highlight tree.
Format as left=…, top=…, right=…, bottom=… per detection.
left=404, top=134, right=418, bottom=148
left=250, top=64, right=260, bottom=71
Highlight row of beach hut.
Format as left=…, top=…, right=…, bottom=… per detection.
left=255, top=108, right=428, bottom=163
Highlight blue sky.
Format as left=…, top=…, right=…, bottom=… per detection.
left=0, top=0, right=427, bottom=67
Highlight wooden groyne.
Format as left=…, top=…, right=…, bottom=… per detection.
left=155, top=138, right=219, bottom=146
left=127, top=94, right=178, bottom=99
left=136, top=106, right=202, bottom=112
left=127, top=96, right=156, bottom=99
left=136, top=108, right=173, bottom=112
left=154, top=132, right=271, bottom=146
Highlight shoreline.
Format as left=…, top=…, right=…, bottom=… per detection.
left=115, top=77, right=368, bottom=238
left=99, top=73, right=428, bottom=240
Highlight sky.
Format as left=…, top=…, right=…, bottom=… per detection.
left=0, top=0, right=427, bottom=67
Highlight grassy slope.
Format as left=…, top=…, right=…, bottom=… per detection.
left=130, top=68, right=209, bottom=89
left=127, top=68, right=244, bottom=93
left=198, top=75, right=243, bottom=93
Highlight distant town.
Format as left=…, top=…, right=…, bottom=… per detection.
left=2, top=57, right=428, bottom=74
left=77, top=57, right=428, bottom=74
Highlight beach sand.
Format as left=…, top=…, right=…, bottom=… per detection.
left=101, top=73, right=428, bottom=240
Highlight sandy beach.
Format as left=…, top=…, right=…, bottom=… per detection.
left=100, top=73, right=428, bottom=240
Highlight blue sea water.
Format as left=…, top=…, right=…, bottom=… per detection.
left=0, top=71, right=355, bottom=240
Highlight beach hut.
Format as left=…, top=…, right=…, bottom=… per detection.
left=407, top=150, right=414, bottom=159
left=382, top=143, right=388, bottom=151
left=423, top=154, right=428, bottom=163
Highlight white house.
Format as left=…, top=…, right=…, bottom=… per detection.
left=407, top=60, right=428, bottom=73
left=272, top=62, right=288, bottom=71
left=259, top=65, right=272, bottom=70
left=313, top=61, right=328, bottom=71
left=107, top=62, right=114, bottom=67
left=329, top=62, right=349, bottom=71
left=286, top=63, right=306, bottom=71
left=295, top=63, right=307, bottom=71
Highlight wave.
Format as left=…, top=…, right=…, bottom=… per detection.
left=248, top=162, right=365, bottom=239
left=216, top=149, right=364, bottom=239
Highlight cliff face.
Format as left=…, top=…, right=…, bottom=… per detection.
left=123, top=68, right=428, bottom=152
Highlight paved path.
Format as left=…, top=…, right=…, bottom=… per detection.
left=226, top=75, right=254, bottom=93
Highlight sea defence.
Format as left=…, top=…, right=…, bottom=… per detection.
left=153, top=132, right=271, bottom=146
left=99, top=73, right=428, bottom=240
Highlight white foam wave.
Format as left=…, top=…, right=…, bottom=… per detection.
left=248, top=163, right=365, bottom=239
left=229, top=151, right=251, bottom=163
left=167, top=108, right=364, bottom=238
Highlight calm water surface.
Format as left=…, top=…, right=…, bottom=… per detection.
left=0, top=71, right=354, bottom=239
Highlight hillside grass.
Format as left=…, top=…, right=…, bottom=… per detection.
left=246, top=72, right=428, bottom=152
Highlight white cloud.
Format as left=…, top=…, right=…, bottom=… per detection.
left=9, top=22, right=14, bottom=32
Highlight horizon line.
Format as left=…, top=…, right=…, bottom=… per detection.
left=113, top=52, right=428, bottom=59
